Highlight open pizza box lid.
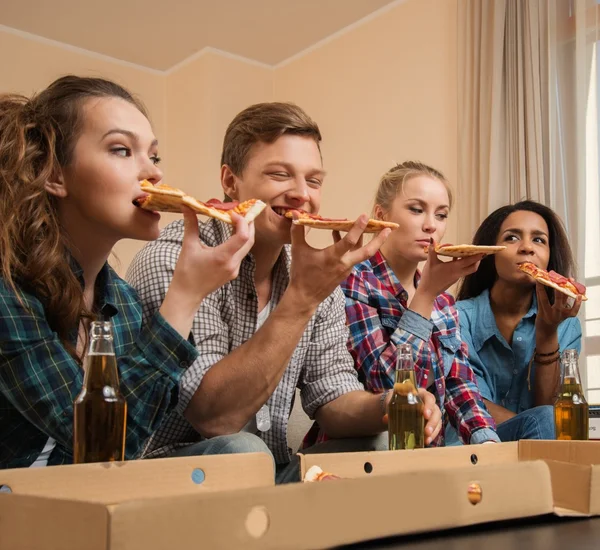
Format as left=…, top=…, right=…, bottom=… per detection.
left=300, top=440, right=600, bottom=518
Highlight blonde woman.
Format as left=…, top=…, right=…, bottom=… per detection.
left=342, top=161, right=499, bottom=446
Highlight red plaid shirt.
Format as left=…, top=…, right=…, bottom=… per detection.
left=303, top=251, right=498, bottom=448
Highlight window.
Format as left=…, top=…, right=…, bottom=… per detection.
left=583, top=35, right=600, bottom=403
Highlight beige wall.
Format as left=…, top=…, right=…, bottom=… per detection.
left=166, top=52, right=273, bottom=199
left=2, top=0, right=458, bottom=270
left=0, top=29, right=167, bottom=275
left=274, top=0, right=458, bottom=248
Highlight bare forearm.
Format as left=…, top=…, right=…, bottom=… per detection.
left=408, top=288, right=436, bottom=321
left=315, top=391, right=385, bottom=438
left=533, top=328, right=560, bottom=406
left=484, top=399, right=516, bottom=425
left=184, top=289, right=316, bottom=437
left=159, top=283, right=203, bottom=340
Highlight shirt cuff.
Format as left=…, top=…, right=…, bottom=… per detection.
left=395, top=308, right=434, bottom=343
left=469, top=427, right=501, bottom=444
left=474, top=379, right=494, bottom=402
left=302, top=377, right=364, bottom=419
left=137, top=312, right=199, bottom=382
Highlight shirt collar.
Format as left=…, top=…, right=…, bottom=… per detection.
left=68, top=254, right=119, bottom=319
left=471, top=288, right=537, bottom=351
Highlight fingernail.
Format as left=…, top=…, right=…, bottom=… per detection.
left=425, top=408, right=432, bottom=416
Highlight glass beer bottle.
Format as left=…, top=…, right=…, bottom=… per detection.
left=554, top=348, right=589, bottom=441
left=388, top=344, right=425, bottom=450
left=73, top=321, right=127, bottom=463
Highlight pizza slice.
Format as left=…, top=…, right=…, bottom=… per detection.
left=134, top=181, right=186, bottom=213
left=518, top=261, right=587, bottom=301
left=283, top=210, right=398, bottom=233
left=303, top=465, right=341, bottom=482
left=134, top=181, right=266, bottom=224
left=424, top=243, right=506, bottom=258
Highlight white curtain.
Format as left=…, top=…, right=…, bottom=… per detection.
left=458, top=0, right=598, bottom=387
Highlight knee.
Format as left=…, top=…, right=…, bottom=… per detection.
left=370, top=432, right=390, bottom=452
left=218, top=432, right=273, bottom=455
left=525, top=406, right=556, bottom=439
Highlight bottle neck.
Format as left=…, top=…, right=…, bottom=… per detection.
left=83, top=322, right=119, bottom=388
left=561, top=358, right=582, bottom=386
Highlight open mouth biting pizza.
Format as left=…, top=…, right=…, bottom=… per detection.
left=133, top=180, right=266, bottom=224
left=517, top=261, right=587, bottom=301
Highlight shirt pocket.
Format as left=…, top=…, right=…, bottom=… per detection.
left=436, top=334, right=461, bottom=378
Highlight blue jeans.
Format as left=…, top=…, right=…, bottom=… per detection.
left=169, top=432, right=389, bottom=485
left=445, top=405, right=555, bottom=445
left=275, top=432, right=389, bottom=484
left=496, top=405, right=556, bottom=441
left=169, top=433, right=275, bottom=477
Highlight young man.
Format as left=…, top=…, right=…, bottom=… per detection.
left=127, top=102, right=441, bottom=482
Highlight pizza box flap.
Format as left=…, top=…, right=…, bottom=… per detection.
left=299, top=441, right=520, bottom=479
left=103, top=460, right=553, bottom=550
left=0, top=452, right=273, bottom=504
left=0, top=493, right=110, bottom=550
left=518, top=439, right=600, bottom=466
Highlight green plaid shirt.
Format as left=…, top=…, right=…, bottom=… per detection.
left=0, top=260, right=198, bottom=469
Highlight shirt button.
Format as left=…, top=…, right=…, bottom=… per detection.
left=513, top=369, right=518, bottom=374
left=438, top=383, right=442, bottom=389
left=516, top=337, right=522, bottom=342
left=180, top=361, right=189, bottom=368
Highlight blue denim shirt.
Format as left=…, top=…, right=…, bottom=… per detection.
left=456, top=289, right=581, bottom=413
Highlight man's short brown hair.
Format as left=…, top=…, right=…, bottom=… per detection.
left=221, top=102, right=322, bottom=176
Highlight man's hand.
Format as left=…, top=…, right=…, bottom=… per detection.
left=384, top=388, right=442, bottom=446
left=288, top=214, right=391, bottom=312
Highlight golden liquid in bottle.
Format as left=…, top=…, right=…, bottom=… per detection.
left=388, top=370, right=424, bottom=450
left=555, top=376, right=589, bottom=441
left=73, top=354, right=127, bottom=463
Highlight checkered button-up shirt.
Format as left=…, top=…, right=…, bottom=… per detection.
left=342, top=251, right=499, bottom=445
left=126, top=218, right=364, bottom=464
left=0, top=261, right=197, bottom=469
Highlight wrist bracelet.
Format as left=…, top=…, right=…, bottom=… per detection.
left=534, top=354, right=560, bottom=365
left=535, top=346, right=560, bottom=357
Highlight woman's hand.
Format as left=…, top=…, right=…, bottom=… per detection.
left=160, top=208, right=255, bottom=338
left=535, top=282, right=582, bottom=336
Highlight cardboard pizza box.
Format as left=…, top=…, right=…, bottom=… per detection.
left=300, top=440, right=600, bottom=518
left=0, top=459, right=552, bottom=550
left=0, top=452, right=274, bottom=550
left=2, top=441, right=599, bottom=549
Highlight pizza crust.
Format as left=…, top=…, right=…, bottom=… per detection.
left=425, top=244, right=506, bottom=258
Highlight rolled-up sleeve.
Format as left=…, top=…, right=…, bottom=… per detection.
left=299, top=288, right=364, bottom=419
